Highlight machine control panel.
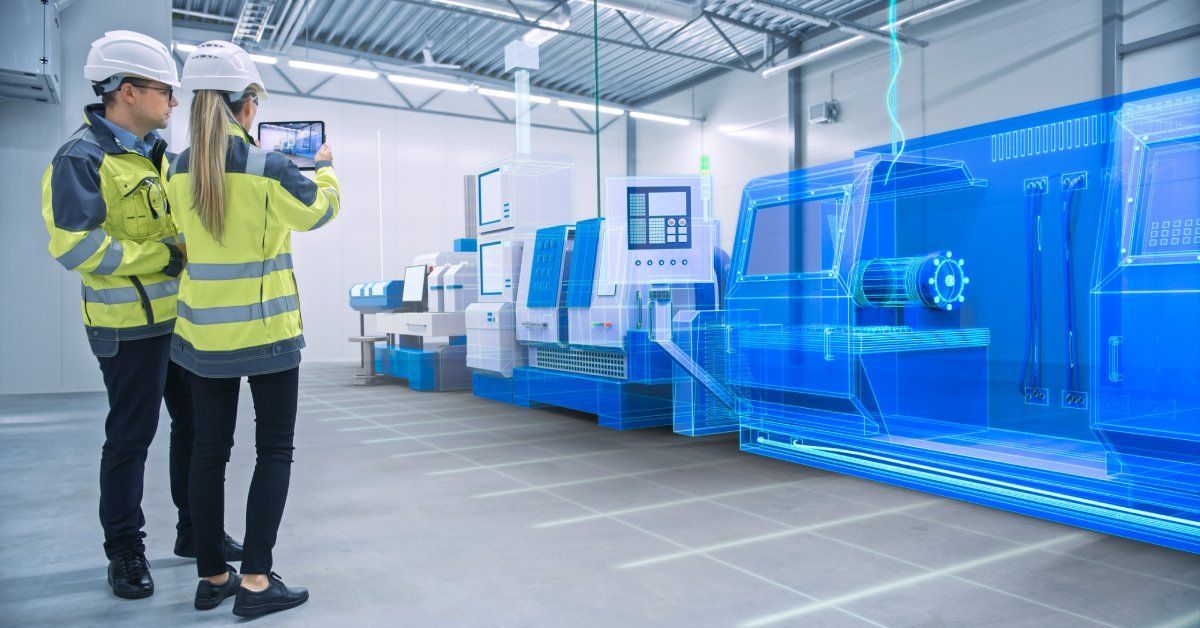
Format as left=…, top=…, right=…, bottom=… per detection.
left=628, top=186, right=692, bottom=250
left=526, top=227, right=569, bottom=308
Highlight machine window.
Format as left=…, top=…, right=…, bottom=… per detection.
left=744, top=197, right=840, bottom=276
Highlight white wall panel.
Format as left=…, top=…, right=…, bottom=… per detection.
left=0, top=0, right=172, bottom=394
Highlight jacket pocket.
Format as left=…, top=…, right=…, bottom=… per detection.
left=87, top=327, right=119, bottom=358
left=115, top=174, right=166, bottom=238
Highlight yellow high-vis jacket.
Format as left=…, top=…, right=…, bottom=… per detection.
left=42, top=104, right=185, bottom=357
left=165, top=122, right=340, bottom=377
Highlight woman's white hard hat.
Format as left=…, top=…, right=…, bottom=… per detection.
left=181, top=40, right=269, bottom=99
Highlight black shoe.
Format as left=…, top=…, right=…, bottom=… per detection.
left=232, top=572, right=309, bottom=618
left=194, top=564, right=241, bottom=610
left=107, top=551, right=153, bottom=599
left=175, top=532, right=244, bottom=562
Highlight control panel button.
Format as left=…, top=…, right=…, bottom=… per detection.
left=668, top=219, right=676, bottom=226
left=658, top=259, right=664, bottom=266
left=679, top=218, right=687, bottom=226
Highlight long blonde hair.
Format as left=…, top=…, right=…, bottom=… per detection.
left=188, top=90, right=231, bottom=242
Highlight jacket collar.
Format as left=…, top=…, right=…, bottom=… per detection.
left=227, top=121, right=256, bottom=146
left=83, top=103, right=168, bottom=158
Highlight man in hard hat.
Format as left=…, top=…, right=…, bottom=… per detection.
left=40, top=30, right=241, bottom=600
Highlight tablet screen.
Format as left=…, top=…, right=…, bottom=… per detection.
left=257, top=121, right=325, bottom=170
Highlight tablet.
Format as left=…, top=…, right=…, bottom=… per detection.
left=257, top=121, right=325, bottom=170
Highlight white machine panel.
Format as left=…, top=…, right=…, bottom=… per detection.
left=475, top=154, right=574, bottom=236
left=478, top=239, right=524, bottom=303
left=567, top=176, right=720, bottom=349
left=443, top=262, right=478, bottom=313
left=376, top=311, right=467, bottom=339
left=427, top=265, right=448, bottom=313
left=466, top=302, right=526, bottom=377
left=601, top=176, right=717, bottom=286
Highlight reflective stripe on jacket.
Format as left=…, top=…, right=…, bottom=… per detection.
left=165, top=122, right=340, bottom=377
left=41, top=104, right=184, bottom=356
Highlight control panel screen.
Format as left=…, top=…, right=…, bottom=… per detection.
left=628, top=186, right=692, bottom=250
left=478, top=168, right=503, bottom=227
left=1132, top=140, right=1200, bottom=260
left=402, top=265, right=427, bottom=302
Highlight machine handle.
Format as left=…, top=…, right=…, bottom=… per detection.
left=1108, top=336, right=1123, bottom=382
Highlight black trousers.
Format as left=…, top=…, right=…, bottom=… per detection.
left=189, top=367, right=299, bottom=577
left=95, top=333, right=194, bottom=559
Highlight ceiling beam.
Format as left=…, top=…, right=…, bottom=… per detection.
left=389, top=0, right=749, bottom=72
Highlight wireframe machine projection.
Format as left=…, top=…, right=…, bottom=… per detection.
left=681, top=80, right=1200, bottom=553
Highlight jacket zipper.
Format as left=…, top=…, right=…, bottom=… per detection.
left=129, top=276, right=155, bottom=325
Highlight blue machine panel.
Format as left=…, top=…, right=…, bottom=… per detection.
left=348, top=280, right=404, bottom=313
left=566, top=218, right=603, bottom=308
left=527, top=226, right=569, bottom=308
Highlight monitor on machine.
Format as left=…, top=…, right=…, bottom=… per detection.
left=478, top=168, right=504, bottom=227
left=401, top=265, right=428, bottom=311
left=1127, top=138, right=1200, bottom=263
left=627, top=186, right=692, bottom=250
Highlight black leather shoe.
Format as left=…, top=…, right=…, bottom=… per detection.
left=232, top=572, right=309, bottom=618
left=194, top=564, right=241, bottom=610
left=107, top=551, right=153, bottom=599
left=175, top=532, right=244, bottom=562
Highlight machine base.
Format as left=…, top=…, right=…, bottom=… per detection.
left=513, top=367, right=673, bottom=430
left=471, top=372, right=542, bottom=408
left=739, top=426, right=1200, bottom=554
left=375, top=343, right=470, bottom=392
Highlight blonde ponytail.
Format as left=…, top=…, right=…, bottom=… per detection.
left=189, top=90, right=232, bottom=242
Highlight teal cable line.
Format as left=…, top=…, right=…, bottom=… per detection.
left=884, top=0, right=905, bottom=185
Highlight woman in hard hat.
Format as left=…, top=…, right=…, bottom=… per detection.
left=166, top=40, right=339, bottom=618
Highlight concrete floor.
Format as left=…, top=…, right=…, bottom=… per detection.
left=1, top=362, right=1197, bottom=627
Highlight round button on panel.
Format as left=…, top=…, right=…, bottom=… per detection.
left=682, top=259, right=688, bottom=265
left=679, top=218, right=687, bottom=226
left=670, top=260, right=676, bottom=265
left=635, top=260, right=641, bottom=266
left=658, top=259, right=664, bottom=266
left=668, top=219, right=676, bottom=226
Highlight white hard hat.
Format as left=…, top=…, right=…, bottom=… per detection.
left=85, top=30, right=180, bottom=91
left=181, top=40, right=269, bottom=100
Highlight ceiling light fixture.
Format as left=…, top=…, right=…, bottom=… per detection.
left=557, top=99, right=625, bottom=116
left=288, top=59, right=379, bottom=79
left=388, top=74, right=475, bottom=92
left=478, top=87, right=552, bottom=104
left=630, top=111, right=690, bottom=126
